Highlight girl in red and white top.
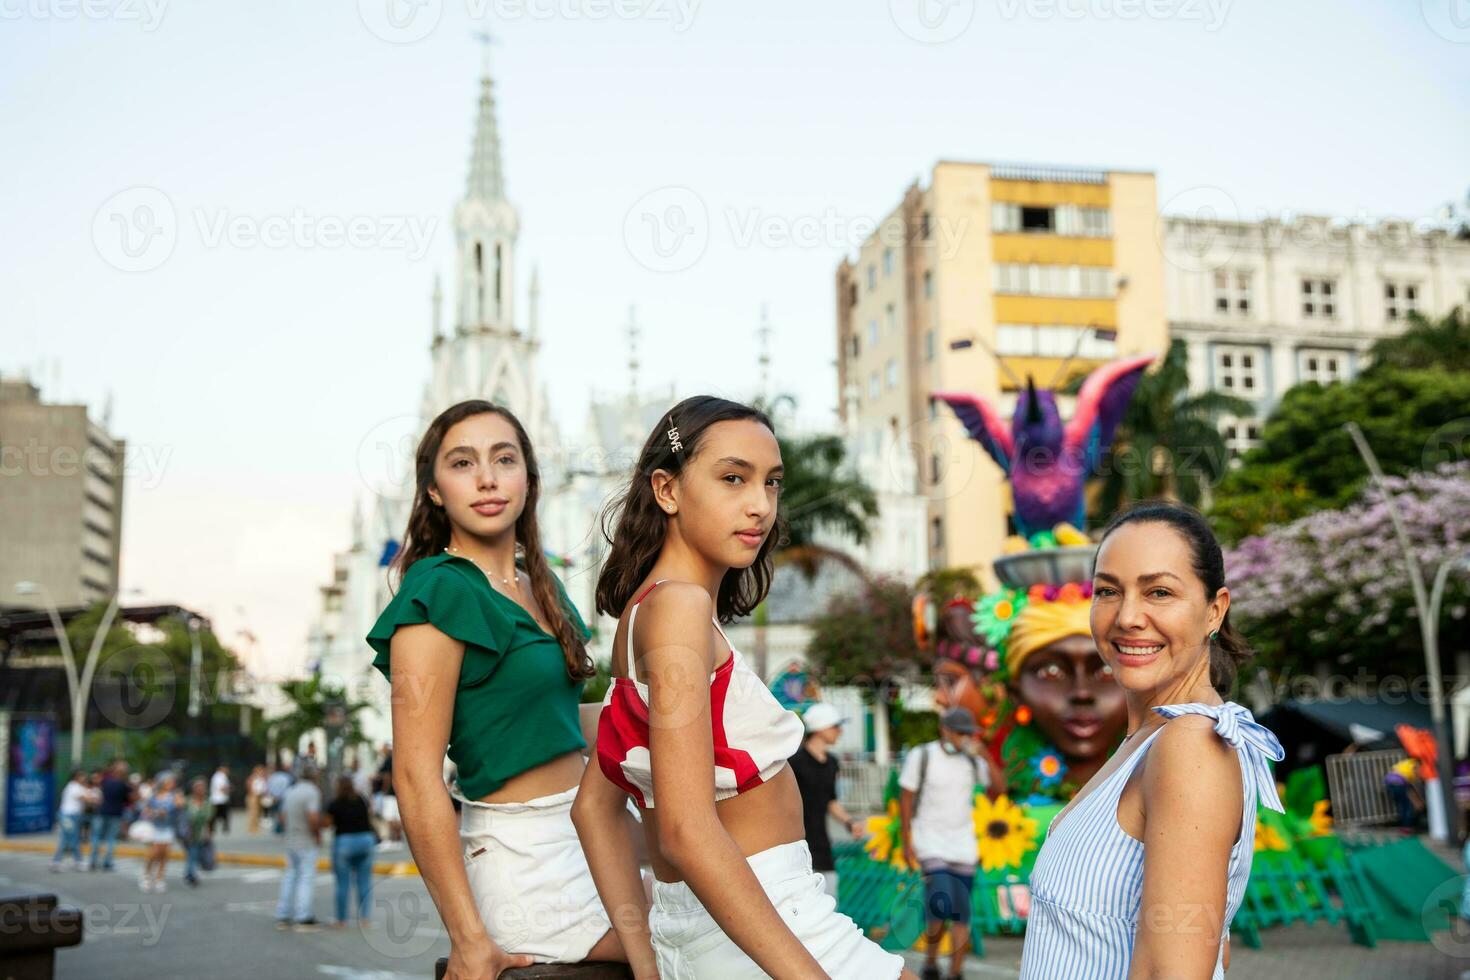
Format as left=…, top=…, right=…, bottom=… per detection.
left=571, top=395, right=912, bottom=980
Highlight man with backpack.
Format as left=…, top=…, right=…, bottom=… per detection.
left=899, top=706, right=1000, bottom=980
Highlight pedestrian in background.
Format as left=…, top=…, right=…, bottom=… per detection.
left=247, top=765, right=268, bottom=834
left=209, top=764, right=232, bottom=834
left=900, top=706, right=997, bottom=980
left=275, top=758, right=322, bottom=931
left=183, top=777, right=213, bottom=887
left=789, top=703, right=866, bottom=899
left=265, top=759, right=292, bottom=835
left=51, top=770, right=96, bottom=872
left=139, top=772, right=183, bottom=893
left=90, top=759, right=131, bottom=871
left=324, top=774, right=377, bottom=928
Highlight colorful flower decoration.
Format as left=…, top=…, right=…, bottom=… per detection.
left=1030, top=751, right=1065, bottom=791
left=973, top=588, right=1027, bottom=652
left=1308, top=799, right=1333, bottom=836
left=1015, top=705, right=1033, bottom=726
left=1253, top=816, right=1289, bottom=852
left=974, top=794, right=1040, bottom=872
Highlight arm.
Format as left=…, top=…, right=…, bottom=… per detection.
left=390, top=621, right=533, bottom=980
left=824, top=799, right=861, bottom=836
left=1128, top=719, right=1242, bottom=980
left=571, top=750, right=658, bottom=979
left=899, top=788, right=919, bottom=871
left=640, top=585, right=827, bottom=980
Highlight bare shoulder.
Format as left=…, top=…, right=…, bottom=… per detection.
left=632, top=582, right=717, bottom=669
left=1142, top=716, right=1244, bottom=824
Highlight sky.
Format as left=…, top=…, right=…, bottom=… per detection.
left=3, top=1, right=1467, bottom=678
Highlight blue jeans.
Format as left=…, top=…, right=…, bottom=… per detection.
left=332, top=832, right=376, bottom=923
left=90, top=814, right=121, bottom=869
left=184, top=838, right=209, bottom=882
left=1462, top=839, right=1470, bottom=920
left=275, top=846, right=318, bottom=923
left=53, top=814, right=83, bottom=864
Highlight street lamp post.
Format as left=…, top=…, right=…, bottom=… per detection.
left=186, top=616, right=204, bottom=719
left=13, top=581, right=139, bottom=768
left=1343, top=422, right=1461, bottom=841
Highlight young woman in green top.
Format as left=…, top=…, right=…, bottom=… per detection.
left=367, top=400, right=629, bottom=980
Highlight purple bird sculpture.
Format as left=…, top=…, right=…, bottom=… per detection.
left=931, top=352, right=1155, bottom=538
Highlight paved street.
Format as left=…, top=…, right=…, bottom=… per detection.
left=1, top=831, right=1464, bottom=979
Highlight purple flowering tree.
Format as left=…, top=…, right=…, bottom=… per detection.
left=1224, top=462, right=1470, bottom=682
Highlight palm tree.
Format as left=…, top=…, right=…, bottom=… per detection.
left=1066, top=338, right=1251, bottom=517
left=267, top=675, right=374, bottom=764
left=747, top=398, right=880, bottom=677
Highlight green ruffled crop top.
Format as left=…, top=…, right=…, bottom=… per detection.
left=366, top=552, right=593, bottom=800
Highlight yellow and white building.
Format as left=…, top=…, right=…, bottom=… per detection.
left=835, top=162, right=1167, bottom=580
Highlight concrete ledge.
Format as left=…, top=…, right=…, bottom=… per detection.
left=0, top=839, right=419, bottom=877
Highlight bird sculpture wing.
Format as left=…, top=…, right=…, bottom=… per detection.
left=1063, top=353, right=1156, bottom=474
left=931, top=391, right=1015, bottom=474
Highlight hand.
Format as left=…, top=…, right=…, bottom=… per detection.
left=846, top=818, right=864, bottom=838
left=443, top=939, right=534, bottom=979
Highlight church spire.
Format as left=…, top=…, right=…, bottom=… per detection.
left=466, top=34, right=505, bottom=205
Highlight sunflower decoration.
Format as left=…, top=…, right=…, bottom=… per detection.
left=974, top=794, right=1040, bottom=872
left=1308, top=799, right=1333, bottom=836
left=864, top=769, right=909, bottom=868
left=1253, top=814, right=1289, bottom=853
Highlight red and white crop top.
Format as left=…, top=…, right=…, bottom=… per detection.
left=596, top=581, right=805, bottom=809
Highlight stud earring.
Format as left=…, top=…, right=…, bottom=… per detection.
left=1208, top=630, right=1218, bottom=641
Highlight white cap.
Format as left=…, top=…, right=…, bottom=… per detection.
left=802, top=702, right=844, bottom=733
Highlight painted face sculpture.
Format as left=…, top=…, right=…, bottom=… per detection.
left=928, top=588, right=1127, bottom=798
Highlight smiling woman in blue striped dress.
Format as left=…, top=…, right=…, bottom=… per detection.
left=1019, top=501, right=1286, bottom=980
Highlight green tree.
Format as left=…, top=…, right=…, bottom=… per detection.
left=1209, top=367, right=1470, bottom=542
left=1363, top=307, right=1470, bottom=375
left=268, top=675, right=374, bottom=758
left=804, top=577, right=922, bottom=686
left=1068, top=338, right=1250, bottom=520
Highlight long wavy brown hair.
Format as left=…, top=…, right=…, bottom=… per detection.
left=595, top=395, right=787, bottom=624
left=389, top=400, right=593, bottom=681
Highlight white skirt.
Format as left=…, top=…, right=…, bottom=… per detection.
left=648, top=839, right=904, bottom=980
left=459, top=784, right=612, bottom=963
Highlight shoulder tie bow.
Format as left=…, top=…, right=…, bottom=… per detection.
left=1153, top=702, right=1286, bottom=814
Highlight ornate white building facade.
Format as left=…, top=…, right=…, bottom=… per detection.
left=1162, top=214, right=1470, bottom=461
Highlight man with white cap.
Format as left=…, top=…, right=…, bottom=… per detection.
left=788, top=702, right=865, bottom=898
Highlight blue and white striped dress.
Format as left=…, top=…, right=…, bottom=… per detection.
left=1019, top=702, right=1285, bottom=980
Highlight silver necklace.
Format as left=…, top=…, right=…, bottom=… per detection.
left=444, top=546, right=519, bottom=589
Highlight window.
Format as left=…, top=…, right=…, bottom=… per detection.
left=848, top=282, right=857, bottom=306
left=994, top=203, right=1110, bottom=237
left=885, top=359, right=898, bottom=389
left=923, top=270, right=933, bottom=299
left=868, top=372, right=879, bottom=399
left=925, top=330, right=936, bottom=361
left=930, top=454, right=941, bottom=484
left=1302, top=278, right=1336, bottom=318
left=1384, top=282, right=1419, bottom=320
left=885, top=303, right=896, bottom=333
left=920, top=212, right=931, bottom=239
left=1221, top=417, right=1263, bottom=462
left=1214, top=270, right=1252, bottom=315
left=931, top=516, right=944, bottom=550
left=849, top=333, right=859, bottom=359
left=1214, top=344, right=1265, bottom=398
left=1299, top=349, right=1347, bottom=385
left=928, top=398, right=938, bottom=420
left=883, top=249, right=893, bottom=277
left=1020, top=206, right=1055, bottom=232
left=995, top=324, right=1117, bottom=358
left=867, top=320, right=878, bottom=346
left=867, top=265, right=876, bottom=290
left=993, top=264, right=1112, bottom=298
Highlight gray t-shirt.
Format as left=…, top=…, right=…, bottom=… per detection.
left=281, top=780, right=321, bottom=849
